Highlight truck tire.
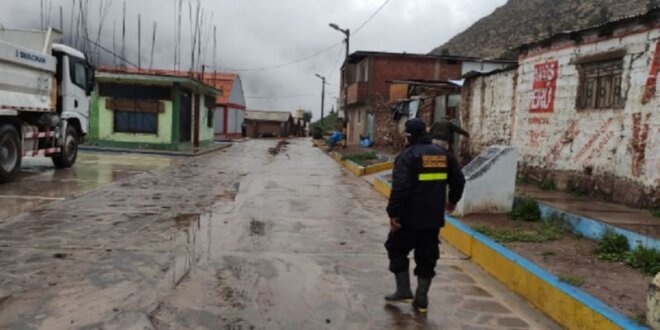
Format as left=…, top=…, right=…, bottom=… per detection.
left=0, top=124, right=21, bottom=183
left=52, top=125, right=79, bottom=169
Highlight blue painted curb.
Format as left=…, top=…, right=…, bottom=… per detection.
left=533, top=200, right=660, bottom=251
left=446, top=216, right=648, bottom=330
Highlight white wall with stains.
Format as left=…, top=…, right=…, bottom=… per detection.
left=461, top=69, right=517, bottom=157
left=515, top=26, right=659, bottom=188
left=462, top=22, right=660, bottom=196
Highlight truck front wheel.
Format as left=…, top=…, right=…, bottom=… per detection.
left=52, top=125, right=79, bottom=169
left=0, top=124, right=21, bottom=183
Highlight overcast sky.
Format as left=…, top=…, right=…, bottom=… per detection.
left=1, top=0, right=506, bottom=120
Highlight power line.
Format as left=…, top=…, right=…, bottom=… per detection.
left=245, top=93, right=317, bottom=99
left=222, top=0, right=393, bottom=72
left=85, top=36, right=139, bottom=68
left=220, top=42, right=342, bottom=72
left=353, top=0, right=392, bottom=36
left=326, top=45, right=344, bottom=80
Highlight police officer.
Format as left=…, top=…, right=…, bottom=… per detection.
left=385, top=118, right=465, bottom=313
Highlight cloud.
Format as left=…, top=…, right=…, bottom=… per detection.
left=0, top=0, right=506, bottom=119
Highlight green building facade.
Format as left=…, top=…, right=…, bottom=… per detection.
left=87, top=72, right=221, bottom=151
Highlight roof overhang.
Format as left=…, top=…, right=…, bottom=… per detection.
left=96, top=71, right=222, bottom=96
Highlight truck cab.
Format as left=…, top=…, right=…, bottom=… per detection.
left=52, top=43, right=95, bottom=164
left=0, top=28, right=94, bottom=183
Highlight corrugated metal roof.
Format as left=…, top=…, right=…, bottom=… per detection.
left=520, top=6, right=659, bottom=51
left=245, top=110, right=292, bottom=122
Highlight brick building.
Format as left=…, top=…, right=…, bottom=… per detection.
left=244, top=110, right=293, bottom=138
left=460, top=7, right=660, bottom=207
left=338, top=51, right=512, bottom=146
left=374, top=80, right=464, bottom=151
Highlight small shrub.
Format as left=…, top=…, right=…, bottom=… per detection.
left=625, top=246, right=660, bottom=276
left=558, top=274, right=585, bottom=287
left=630, top=313, right=647, bottom=326
left=311, top=126, right=323, bottom=139
left=516, top=175, right=529, bottom=184
left=540, top=180, right=555, bottom=191
left=344, top=152, right=378, bottom=166
left=594, top=231, right=629, bottom=261
left=652, top=209, right=660, bottom=218
left=509, top=198, right=541, bottom=222
left=541, top=251, right=555, bottom=261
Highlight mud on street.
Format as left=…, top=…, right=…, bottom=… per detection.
left=0, top=140, right=558, bottom=329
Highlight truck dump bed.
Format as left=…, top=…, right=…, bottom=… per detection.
left=0, top=28, right=60, bottom=114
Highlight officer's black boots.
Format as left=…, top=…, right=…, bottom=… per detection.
left=384, top=272, right=414, bottom=303
left=412, top=277, right=432, bottom=313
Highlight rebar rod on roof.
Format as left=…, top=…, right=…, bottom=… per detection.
left=149, top=22, right=157, bottom=70
left=138, top=13, right=142, bottom=69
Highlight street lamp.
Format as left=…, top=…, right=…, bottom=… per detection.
left=315, top=73, right=327, bottom=126
left=329, top=23, right=350, bottom=128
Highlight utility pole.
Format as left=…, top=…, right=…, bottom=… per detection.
left=315, top=74, right=327, bottom=126
left=329, top=23, right=350, bottom=130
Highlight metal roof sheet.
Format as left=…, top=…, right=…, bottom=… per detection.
left=245, top=110, right=292, bottom=122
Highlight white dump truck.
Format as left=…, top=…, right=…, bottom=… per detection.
left=0, top=27, right=94, bottom=182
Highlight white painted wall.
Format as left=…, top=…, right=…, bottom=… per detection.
left=514, top=27, right=659, bottom=187
left=462, top=25, right=659, bottom=189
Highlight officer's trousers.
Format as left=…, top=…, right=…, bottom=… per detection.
left=385, top=227, right=440, bottom=278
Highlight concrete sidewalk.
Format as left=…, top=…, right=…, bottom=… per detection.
left=518, top=183, right=659, bottom=239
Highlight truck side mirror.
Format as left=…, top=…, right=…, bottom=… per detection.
left=85, top=64, right=96, bottom=96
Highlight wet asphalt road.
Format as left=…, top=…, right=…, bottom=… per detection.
left=0, top=152, right=172, bottom=219
left=151, top=140, right=558, bottom=330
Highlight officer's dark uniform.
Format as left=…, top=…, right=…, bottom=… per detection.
left=384, top=118, right=465, bottom=312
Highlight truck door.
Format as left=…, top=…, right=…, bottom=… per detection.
left=60, top=55, right=92, bottom=134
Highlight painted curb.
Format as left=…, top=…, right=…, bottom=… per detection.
left=372, top=174, right=647, bottom=330
left=327, top=151, right=393, bottom=177
left=534, top=200, right=660, bottom=251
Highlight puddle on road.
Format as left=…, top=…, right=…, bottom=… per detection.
left=0, top=152, right=173, bottom=219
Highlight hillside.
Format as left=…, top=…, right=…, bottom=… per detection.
left=311, top=111, right=339, bottom=132
left=430, top=0, right=654, bottom=59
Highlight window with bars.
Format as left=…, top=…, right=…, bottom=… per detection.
left=577, top=59, right=625, bottom=109
left=114, top=111, right=158, bottom=134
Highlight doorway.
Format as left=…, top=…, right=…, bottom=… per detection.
left=179, top=90, right=192, bottom=143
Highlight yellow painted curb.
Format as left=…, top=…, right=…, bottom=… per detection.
left=343, top=160, right=365, bottom=176
left=364, top=162, right=394, bottom=175
left=370, top=175, right=632, bottom=330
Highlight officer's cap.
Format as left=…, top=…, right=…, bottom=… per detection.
left=405, top=118, right=426, bottom=137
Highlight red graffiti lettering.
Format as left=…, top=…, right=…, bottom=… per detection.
left=573, top=118, right=614, bottom=162
left=631, top=113, right=651, bottom=177
left=543, top=120, right=579, bottom=166
left=642, top=41, right=660, bottom=104
left=582, top=131, right=615, bottom=166
left=530, top=61, right=559, bottom=113
left=527, top=130, right=547, bottom=148
left=528, top=117, right=551, bottom=125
